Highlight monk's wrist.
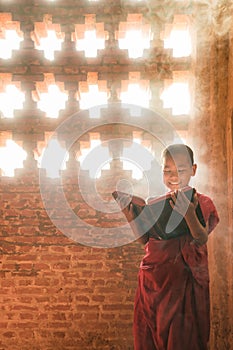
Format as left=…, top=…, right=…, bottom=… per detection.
left=184, top=206, right=196, bottom=221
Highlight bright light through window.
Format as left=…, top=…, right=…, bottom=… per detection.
left=78, top=138, right=101, bottom=165
left=37, top=139, right=69, bottom=178
left=79, top=85, right=108, bottom=115
left=161, top=16, right=192, bottom=58
left=95, top=162, right=110, bottom=179
left=0, top=85, right=25, bottom=118
left=37, top=85, right=68, bottom=118
left=35, top=30, right=64, bottom=60
left=133, top=137, right=141, bottom=144
left=75, top=30, right=105, bottom=58
left=121, top=139, right=154, bottom=180
left=77, top=139, right=112, bottom=178
left=118, top=29, right=151, bottom=58
left=0, top=30, right=23, bottom=59
left=120, top=83, right=151, bottom=109
left=160, top=82, right=190, bottom=115
left=163, top=28, right=191, bottom=57
left=122, top=159, right=143, bottom=180
left=133, top=135, right=153, bottom=155
left=0, top=140, right=27, bottom=177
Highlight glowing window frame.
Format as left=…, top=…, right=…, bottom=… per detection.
left=0, top=139, right=27, bottom=177
left=0, top=84, right=25, bottom=118
left=116, top=15, right=152, bottom=58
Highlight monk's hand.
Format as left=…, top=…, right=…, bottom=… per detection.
left=121, top=202, right=138, bottom=222
left=117, top=195, right=136, bottom=222
left=169, top=190, right=196, bottom=218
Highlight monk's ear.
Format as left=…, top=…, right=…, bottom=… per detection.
left=192, top=163, right=197, bottom=176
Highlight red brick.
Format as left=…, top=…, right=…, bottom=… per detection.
left=3, top=331, right=16, bottom=338
left=19, top=313, right=34, bottom=320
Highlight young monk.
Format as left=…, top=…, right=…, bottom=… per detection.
left=128, top=144, right=219, bottom=350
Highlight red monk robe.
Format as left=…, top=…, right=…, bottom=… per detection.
left=133, top=193, right=219, bottom=350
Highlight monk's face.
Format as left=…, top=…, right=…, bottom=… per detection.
left=162, top=153, right=197, bottom=191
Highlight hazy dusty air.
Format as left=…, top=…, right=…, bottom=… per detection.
left=0, top=1, right=232, bottom=350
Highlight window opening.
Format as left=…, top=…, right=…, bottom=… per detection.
left=31, top=15, right=65, bottom=60
left=119, top=73, right=151, bottom=111
left=116, top=14, right=152, bottom=58
left=77, top=73, right=108, bottom=116
left=161, top=15, right=192, bottom=57
left=160, top=72, right=191, bottom=115
left=0, top=139, right=27, bottom=177
left=36, top=138, right=69, bottom=178
left=72, top=15, right=108, bottom=58
left=0, top=84, right=25, bottom=118
left=33, top=75, right=68, bottom=118
left=0, top=13, right=23, bottom=59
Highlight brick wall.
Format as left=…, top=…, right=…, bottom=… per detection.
left=0, top=167, right=145, bottom=350
left=188, top=18, right=233, bottom=349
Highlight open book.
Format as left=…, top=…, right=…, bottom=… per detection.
left=112, top=186, right=206, bottom=240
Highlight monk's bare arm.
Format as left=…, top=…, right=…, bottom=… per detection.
left=170, top=191, right=208, bottom=245
left=122, top=203, right=149, bottom=245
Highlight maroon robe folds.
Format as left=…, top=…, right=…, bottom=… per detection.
left=133, top=193, right=219, bottom=350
